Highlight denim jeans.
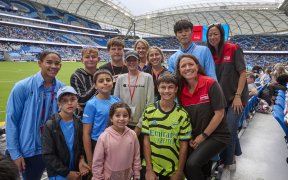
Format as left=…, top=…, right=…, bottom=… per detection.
left=220, top=106, right=243, bottom=165
left=22, top=154, right=45, bottom=180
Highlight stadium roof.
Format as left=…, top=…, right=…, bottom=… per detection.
left=30, top=0, right=288, bottom=36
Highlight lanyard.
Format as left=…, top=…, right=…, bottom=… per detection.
left=128, top=72, right=139, bottom=102
left=41, top=81, right=56, bottom=126
left=111, top=62, right=124, bottom=82
left=151, top=67, right=163, bottom=81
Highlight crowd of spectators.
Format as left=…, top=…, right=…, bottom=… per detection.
left=1, top=22, right=288, bottom=52
left=245, top=54, right=288, bottom=69
left=0, top=24, right=101, bottom=45
left=0, top=15, right=112, bottom=36
left=0, top=0, right=102, bottom=30
left=0, top=42, right=111, bottom=61
left=231, top=35, right=288, bottom=51
left=1, top=14, right=287, bottom=67
left=1, top=41, right=287, bottom=70
left=144, top=37, right=179, bottom=49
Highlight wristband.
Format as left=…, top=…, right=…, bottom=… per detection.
left=202, top=132, right=208, bottom=139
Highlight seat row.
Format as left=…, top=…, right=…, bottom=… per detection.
left=272, top=88, right=288, bottom=163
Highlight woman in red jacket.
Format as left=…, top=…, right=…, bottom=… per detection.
left=207, top=23, right=249, bottom=180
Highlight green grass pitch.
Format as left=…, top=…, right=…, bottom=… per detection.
left=0, top=61, right=106, bottom=123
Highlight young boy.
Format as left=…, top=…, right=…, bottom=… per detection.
left=114, top=50, right=154, bottom=135
left=99, top=37, right=128, bottom=93
left=70, top=47, right=100, bottom=116
left=141, top=73, right=192, bottom=180
left=42, top=86, right=90, bottom=179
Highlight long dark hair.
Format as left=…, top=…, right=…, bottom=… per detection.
left=206, top=23, right=225, bottom=61
left=109, top=102, right=132, bottom=120
left=175, top=54, right=206, bottom=105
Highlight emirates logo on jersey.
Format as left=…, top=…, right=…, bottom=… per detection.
left=200, top=94, right=209, bottom=101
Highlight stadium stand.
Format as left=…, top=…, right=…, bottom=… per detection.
left=0, top=0, right=287, bottom=69
left=272, top=89, right=288, bottom=163
left=3, top=0, right=102, bottom=29
left=230, top=35, right=288, bottom=51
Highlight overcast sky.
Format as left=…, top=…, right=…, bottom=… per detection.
left=119, top=0, right=194, bottom=15
left=118, top=0, right=282, bottom=16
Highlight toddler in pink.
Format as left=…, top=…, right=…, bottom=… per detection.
left=92, top=102, right=141, bottom=180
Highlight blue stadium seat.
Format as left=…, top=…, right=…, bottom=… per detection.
left=277, top=90, right=285, bottom=98
left=272, top=105, right=288, bottom=136
left=275, top=98, right=285, bottom=109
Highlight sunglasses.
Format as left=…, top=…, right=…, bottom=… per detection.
left=208, top=22, right=222, bottom=28
left=82, top=45, right=98, bottom=49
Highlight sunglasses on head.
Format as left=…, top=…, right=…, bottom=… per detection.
left=82, top=45, right=97, bottom=49
left=208, top=23, right=222, bottom=28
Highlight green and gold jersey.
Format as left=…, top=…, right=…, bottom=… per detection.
left=142, top=101, right=192, bottom=177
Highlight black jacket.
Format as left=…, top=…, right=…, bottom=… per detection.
left=70, top=68, right=97, bottom=108
left=144, top=65, right=169, bottom=100
left=42, top=113, right=84, bottom=177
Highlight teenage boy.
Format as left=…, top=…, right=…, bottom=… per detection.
left=142, top=73, right=192, bottom=180
left=6, top=51, right=64, bottom=180
left=42, top=86, right=90, bottom=179
left=114, top=50, right=154, bottom=135
left=168, top=19, right=217, bottom=80
left=99, top=37, right=128, bottom=93
left=70, top=47, right=100, bottom=115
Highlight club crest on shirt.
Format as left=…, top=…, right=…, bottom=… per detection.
left=200, top=94, right=209, bottom=102
left=223, top=56, right=230, bottom=61
left=152, top=120, right=157, bottom=125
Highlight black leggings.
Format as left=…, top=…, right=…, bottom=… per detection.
left=185, top=138, right=226, bottom=180
left=91, top=140, right=97, bottom=153
left=128, top=125, right=144, bottom=160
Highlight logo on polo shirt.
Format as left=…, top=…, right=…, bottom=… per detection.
left=200, top=94, right=209, bottom=101
left=223, top=56, right=230, bottom=61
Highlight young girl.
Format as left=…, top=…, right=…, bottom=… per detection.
left=92, top=102, right=141, bottom=180
left=82, top=69, right=121, bottom=167
left=42, top=86, right=90, bottom=180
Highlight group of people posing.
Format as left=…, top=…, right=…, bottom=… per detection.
left=5, top=19, right=249, bottom=180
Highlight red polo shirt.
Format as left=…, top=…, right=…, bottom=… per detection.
left=180, top=75, right=230, bottom=144
left=213, top=42, right=249, bottom=106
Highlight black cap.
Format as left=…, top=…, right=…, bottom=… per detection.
left=125, top=50, right=139, bottom=60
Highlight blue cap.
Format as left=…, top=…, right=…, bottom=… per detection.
left=57, top=86, right=77, bottom=101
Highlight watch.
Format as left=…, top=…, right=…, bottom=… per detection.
left=202, top=132, right=208, bottom=139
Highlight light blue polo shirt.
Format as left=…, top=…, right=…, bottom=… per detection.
left=168, top=42, right=217, bottom=80
left=82, top=96, right=120, bottom=141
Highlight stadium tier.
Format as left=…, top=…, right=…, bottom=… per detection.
left=0, top=0, right=287, bottom=68
left=231, top=35, right=288, bottom=51
left=0, top=0, right=102, bottom=29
